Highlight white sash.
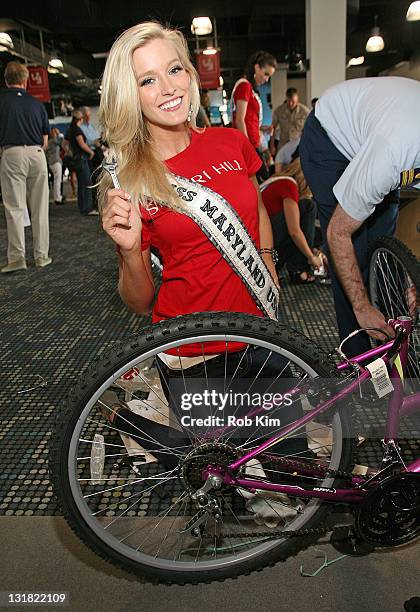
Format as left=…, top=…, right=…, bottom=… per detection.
left=161, top=174, right=280, bottom=320
left=230, top=78, right=263, bottom=126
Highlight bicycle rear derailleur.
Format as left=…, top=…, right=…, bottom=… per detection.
left=180, top=492, right=223, bottom=537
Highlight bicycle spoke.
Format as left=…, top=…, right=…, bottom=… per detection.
left=103, top=477, right=175, bottom=528
left=89, top=412, right=185, bottom=458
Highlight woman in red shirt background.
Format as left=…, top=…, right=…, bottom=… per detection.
left=232, top=51, right=277, bottom=182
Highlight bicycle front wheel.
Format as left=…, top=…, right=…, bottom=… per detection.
left=51, top=312, right=353, bottom=584
left=368, top=236, right=420, bottom=386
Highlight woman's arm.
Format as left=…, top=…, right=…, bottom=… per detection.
left=283, top=199, right=320, bottom=268
left=117, top=247, right=155, bottom=314
left=269, top=120, right=277, bottom=156
left=102, top=189, right=155, bottom=314
left=251, top=176, right=279, bottom=287
left=76, top=134, right=94, bottom=159
left=235, top=99, right=249, bottom=139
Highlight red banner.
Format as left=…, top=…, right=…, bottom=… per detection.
left=196, top=52, right=221, bottom=90
left=27, top=66, right=51, bottom=102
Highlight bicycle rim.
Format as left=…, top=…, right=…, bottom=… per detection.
left=55, top=317, right=353, bottom=581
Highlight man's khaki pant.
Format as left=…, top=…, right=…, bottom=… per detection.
left=0, top=145, right=49, bottom=263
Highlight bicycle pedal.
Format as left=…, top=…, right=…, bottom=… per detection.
left=330, top=525, right=374, bottom=556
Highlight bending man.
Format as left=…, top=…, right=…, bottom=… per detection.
left=300, top=76, right=420, bottom=356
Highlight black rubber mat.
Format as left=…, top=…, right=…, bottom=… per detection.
left=0, top=201, right=419, bottom=516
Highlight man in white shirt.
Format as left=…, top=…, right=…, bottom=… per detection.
left=275, top=137, right=300, bottom=173
left=300, top=77, right=420, bottom=356
left=80, top=106, right=100, bottom=147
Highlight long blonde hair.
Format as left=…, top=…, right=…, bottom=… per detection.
left=98, top=21, right=201, bottom=210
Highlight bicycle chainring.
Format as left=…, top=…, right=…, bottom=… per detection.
left=354, top=473, right=420, bottom=546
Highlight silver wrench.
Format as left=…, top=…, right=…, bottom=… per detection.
left=102, top=154, right=121, bottom=190
left=102, top=154, right=133, bottom=227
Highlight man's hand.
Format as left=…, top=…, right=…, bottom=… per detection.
left=353, top=302, right=395, bottom=341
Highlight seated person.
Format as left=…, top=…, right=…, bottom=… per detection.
left=260, top=171, right=322, bottom=284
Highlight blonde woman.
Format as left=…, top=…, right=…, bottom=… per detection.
left=99, top=22, right=278, bottom=320
left=99, top=22, right=305, bottom=466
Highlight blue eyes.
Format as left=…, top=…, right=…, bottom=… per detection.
left=140, top=65, right=184, bottom=87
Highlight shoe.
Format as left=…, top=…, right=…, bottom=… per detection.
left=35, top=256, right=52, bottom=268
left=55, top=200, right=65, bottom=205
left=100, top=390, right=127, bottom=423
left=87, top=209, right=99, bottom=216
left=289, top=271, right=316, bottom=285
left=1, top=259, right=27, bottom=273
left=67, top=196, right=77, bottom=202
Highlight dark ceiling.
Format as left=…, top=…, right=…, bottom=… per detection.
left=1, top=0, right=419, bottom=106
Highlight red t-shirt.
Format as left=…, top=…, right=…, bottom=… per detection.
left=260, top=176, right=299, bottom=218
left=232, top=81, right=261, bottom=149
left=140, top=128, right=263, bottom=334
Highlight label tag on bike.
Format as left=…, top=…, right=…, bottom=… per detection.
left=366, top=358, right=394, bottom=398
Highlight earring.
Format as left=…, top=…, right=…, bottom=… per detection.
left=187, top=103, right=193, bottom=123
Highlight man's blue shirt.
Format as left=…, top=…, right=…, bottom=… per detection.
left=0, top=87, right=50, bottom=146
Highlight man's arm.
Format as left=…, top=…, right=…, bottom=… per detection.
left=327, top=204, right=395, bottom=340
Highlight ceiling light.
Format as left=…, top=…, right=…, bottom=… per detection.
left=366, top=31, right=384, bottom=52
left=0, top=32, right=13, bottom=48
left=347, top=56, right=365, bottom=67
left=191, top=17, right=213, bottom=36
left=406, top=1, right=420, bottom=21
left=366, top=16, right=384, bottom=53
left=49, top=57, right=63, bottom=69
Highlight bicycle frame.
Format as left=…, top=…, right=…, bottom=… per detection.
left=208, top=317, right=420, bottom=504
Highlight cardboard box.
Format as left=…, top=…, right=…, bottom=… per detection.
left=396, top=196, right=420, bottom=257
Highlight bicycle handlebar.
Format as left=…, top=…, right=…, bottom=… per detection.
left=386, top=324, right=408, bottom=362
left=336, top=318, right=411, bottom=371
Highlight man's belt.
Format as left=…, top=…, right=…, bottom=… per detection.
left=400, top=167, right=420, bottom=189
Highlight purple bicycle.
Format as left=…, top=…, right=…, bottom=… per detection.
left=51, top=309, right=420, bottom=584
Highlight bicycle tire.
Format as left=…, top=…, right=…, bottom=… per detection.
left=367, top=236, right=420, bottom=385
left=50, top=312, right=354, bottom=584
